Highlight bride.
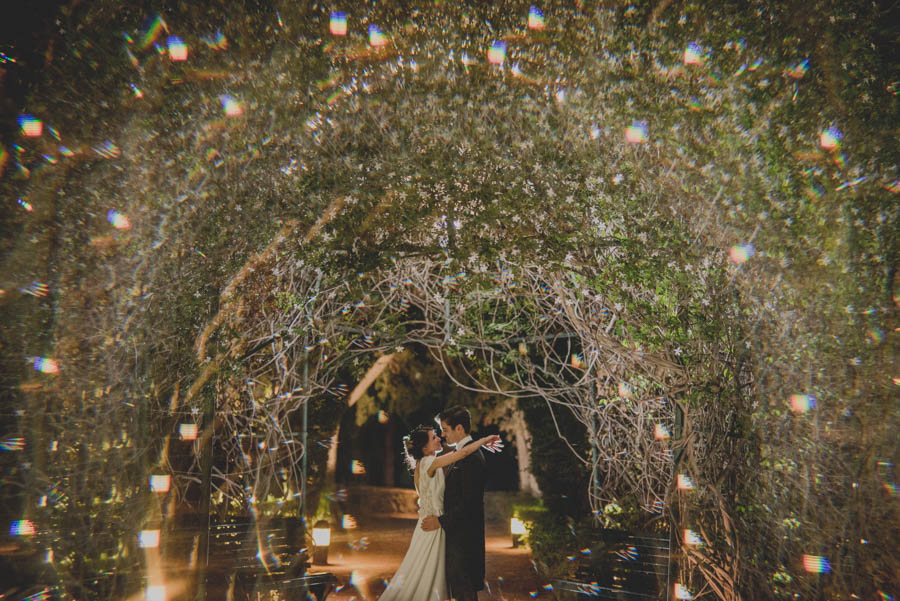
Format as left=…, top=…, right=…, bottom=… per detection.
left=378, top=425, right=500, bottom=600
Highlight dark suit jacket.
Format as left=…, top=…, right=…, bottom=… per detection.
left=438, top=439, right=486, bottom=591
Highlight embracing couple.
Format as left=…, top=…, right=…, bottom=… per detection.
left=378, top=406, right=502, bottom=601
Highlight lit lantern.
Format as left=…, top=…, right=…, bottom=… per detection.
left=139, top=529, right=160, bottom=548
left=145, top=585, right=166, bottom=601
left=510, top=517, right=527, bottom=548
left=312, top=520, right=331, bottom=564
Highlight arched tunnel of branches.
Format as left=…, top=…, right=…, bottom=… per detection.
left=0, top=1, right=896, bottom=600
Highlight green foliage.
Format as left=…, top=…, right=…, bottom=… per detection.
left=519, top=395, right=591, bottom=518
left=1, top=0, right=896, bottom=599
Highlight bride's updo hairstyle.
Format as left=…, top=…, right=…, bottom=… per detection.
left=402, top=426, right=432, bottom=471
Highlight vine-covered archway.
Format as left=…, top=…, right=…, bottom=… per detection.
left=2, top=1, right=895, bottom=600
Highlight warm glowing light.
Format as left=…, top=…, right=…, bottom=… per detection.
left=107, top=210, right=131, bottom=230
left=488, top=41, right=506, bottom=65
left=341, top=514, right=358, bottom=529
left=149, top=475, right=171, bottom=493
left=201, top=31, right=228, bottom=50
left=683, top=529, right=702, bottom=545
left=683, top=42, right=703, bottom=65
left=819, top=127, right=842, bottom=150
left=167, top=36, right=187, bottom=61
left=179, top=423, right=198, bottom=440
left=19, top=115, right=43, bottom=137
left=10, top=520, right=36, bottom=535
left=351, top=459, right=366, bottom=474
left=511, top=517, right=527, bottom=535
left=33, top=357, right=59, bottom=374
left=312, top=524, right=331, bottom=546
left=729, top=243, right=755, bottom=264
left=1, top=437, right=25, bottom=451
left=220, top=95, right=243, bottom=116
left=654, top=424, right=670, bottom=440
left=138, top=15, right=167, bottom=51
left=571, top=353, right=584, bottom=368
left=377, top=410, right=389, bottom=424
left=528, top=6, right=545, bottom=30
left=18, top=199, right=33, bottom=212
left=677, top=474, right=695, bottom=490
left=330, top=12, right=347, bottom=36
left=789, top=394, right=816, bottom=414
left=625, top=121, right=647, bottom=143
left=368, top=25, right=387, bottom=47
left=785, top=58, right=809, bottom=79
left=139, top=529, right=160, bottom=548
left=674, top=583, right=694, bottom=600
left=145, top=585, right=166, bottom=601
left=802, top=554, right=831, bottom=573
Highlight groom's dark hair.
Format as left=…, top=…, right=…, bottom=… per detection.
left=438, top=406, right=471, bottom=433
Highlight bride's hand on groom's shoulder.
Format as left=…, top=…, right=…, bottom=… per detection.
left=482, top=434, right=504, bottom=454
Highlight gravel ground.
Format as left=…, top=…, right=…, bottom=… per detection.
left=317, top=514, right=553, bottom=601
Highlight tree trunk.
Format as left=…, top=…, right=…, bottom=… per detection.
left=508, top=408, right=541, bottom=496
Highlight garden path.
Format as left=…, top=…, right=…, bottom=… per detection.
left=322, top=514, right=549, bottom=601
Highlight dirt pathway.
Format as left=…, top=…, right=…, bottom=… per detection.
left=317, top=514, right=554, bottom=601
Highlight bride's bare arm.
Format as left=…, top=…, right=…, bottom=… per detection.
left=426, top=435, right=500, bottom=477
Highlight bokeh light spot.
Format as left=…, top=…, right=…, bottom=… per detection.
left=167, top=36, right=188, bottom=61
left=802, top=554, right=831, bottom=573
left=330, top=12, right=347, bottom=36
left=19, top=115, right=43, bottom=137
left=625, top=121, right=647, bottom=143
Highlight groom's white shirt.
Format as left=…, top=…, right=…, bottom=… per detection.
left=455, top=435, right=473, bottom=450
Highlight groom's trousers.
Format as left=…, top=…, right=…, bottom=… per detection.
left=447, top=558, right=481, bottom=601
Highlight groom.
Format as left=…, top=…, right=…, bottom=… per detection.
left=421, top=406, right=486, bottom=601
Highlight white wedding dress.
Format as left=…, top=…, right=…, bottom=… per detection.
left=378, top=454, right=448, bottom=601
